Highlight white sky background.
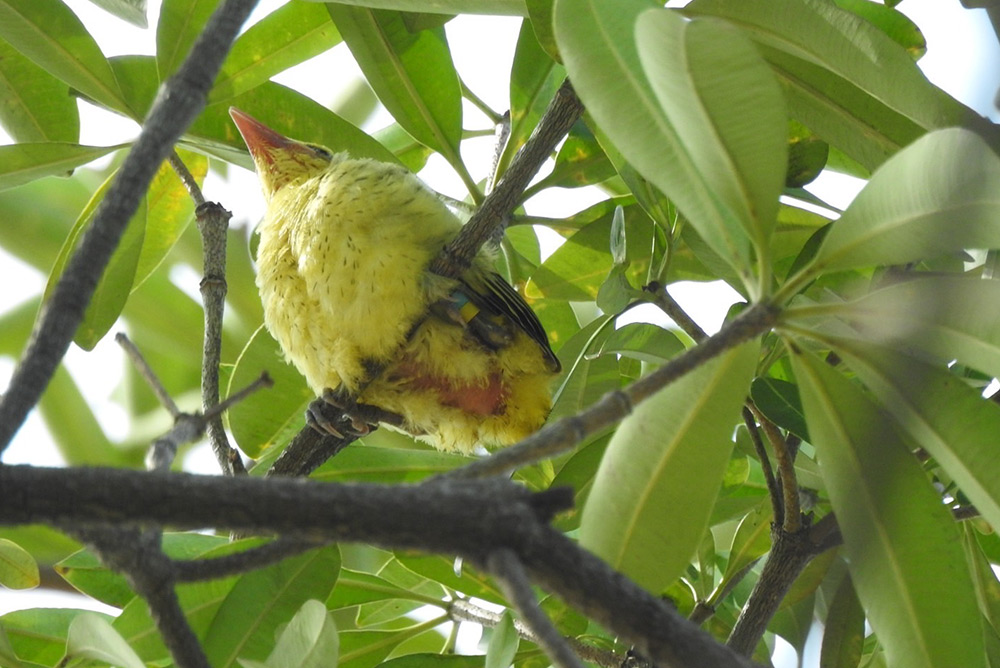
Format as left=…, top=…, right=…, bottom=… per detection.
left=0, top=0, right=997, bottom=658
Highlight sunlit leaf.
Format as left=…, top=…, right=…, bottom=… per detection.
left=580, top=340, right=758, bottom=592
left=65, top=613, right=144, bottom=668
left=0, top=36, right=78, bottom=142
left=791, top=347, right=984, bottom=668
left=0, top=143, right=123, bottom=192
left=0, top=539, right=38, bottom=590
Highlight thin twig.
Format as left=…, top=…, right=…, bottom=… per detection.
left=446, top=300, right=779, bottom=479
left=644, top=281, right=709, bottom=341
left=168, top=152, right=206, bottom=207
left=487, top=549, right=585, bottom=668
left=205, top=372, right=273, bottom=421
left=749, top=403, right=801, bottom=533
left=0, top=0, right=259, bottom=452
left=448, top=598, right=643, bottom=668
left=742, top=407, right=782, bottom=525
left=116, top=332, right=181, bottom=418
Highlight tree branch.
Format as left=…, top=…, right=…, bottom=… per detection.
left=429, top=78, right=583, bottom=279
left=0, top=0, right=259, bottom=451
left=486, top=549, right=584, bottom=668
left=0, top=465, right=756, bottom=668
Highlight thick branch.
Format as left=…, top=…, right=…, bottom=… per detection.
left=0, top=465, right=754, bottom=668
left=0, top=0, right=259, bottom=451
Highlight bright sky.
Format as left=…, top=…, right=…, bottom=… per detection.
left=0, top=0, right=997, bottom=644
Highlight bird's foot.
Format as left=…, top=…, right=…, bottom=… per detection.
left=305, top=388, right=405, bottom=438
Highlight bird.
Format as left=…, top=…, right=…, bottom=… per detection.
left=229, top=108, right=561, bottom=453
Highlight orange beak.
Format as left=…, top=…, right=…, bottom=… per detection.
left=229, top=107, right=325, bottom=198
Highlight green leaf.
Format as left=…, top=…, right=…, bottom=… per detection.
left=580, top=340, right=758, bottom=593
left=258, top=599, right=338, bottom=668
left=685, top=0, right=975, bottom=171
left=0, top=36, right=78, bottom=142
left=528, top=121, right=614, bottom=193
left=157, top=0, right=222, bottom=80
left=2, top=608, right=80, bottom=665
left=327, top=569, right=429, bottom=609
left=0, top=539, right=38, bottom=590
left=750, top=377, right=808, bottom=440
left=381, top=656, right=485, bottom=668
left=717, top=501, right=772, bottom=592
left=485, top=612, right=518, bottom=668
left=791, top=129, right=1000, bottom=290
left=0, top=143, right=123, bottom=192
left=556, top=0, right=787, bottom=297
left=87, top=0, right=148, bottom=27
left=526, top=204, right=653, bottom=301
left=65, top=613, right=144, bottom=668
left=202, top=545, right=341, bottom=667
left=42, top=167, right=145, bottom=350
left=821, top=576, right=866, bottom=668
left=227, top=324, right=313, bottom=459
left=312, top=446, right=469, bottom=484
left=547, top=315, right=619, bottom=422
left=597, top=323, right=686, bottom=365
left=635, top=8, right=786, bottom=261
left=790, top=347, right=985, bottom=668
left=499, top=20, right=563, bottom=176
left=820, top=276, right=1000, bottom=380
left=304, top=0, right=525, bottom=14
left=40, top=365, right=122, bottom=466
left=0, top=0, right=127, bottom=112
left=209, top=2, right=342, bottom=103
left=810, top=335, right=1000, bottom=539
left=0, top=623, right=25, bottom=668
left=832, top=0, right=925, bottom=60
left=327, top=6, right=463, bottom=165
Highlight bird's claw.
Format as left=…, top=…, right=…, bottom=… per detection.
left=305, top=389, right=374, bottom=438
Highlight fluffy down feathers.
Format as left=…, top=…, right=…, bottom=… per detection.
left=231, top=108, right=559, bottom=452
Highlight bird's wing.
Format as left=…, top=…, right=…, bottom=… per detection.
left=462, top=272, right=561, bottom=373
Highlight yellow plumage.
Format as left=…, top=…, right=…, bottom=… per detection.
left=230, top=109, right=560, bottom=453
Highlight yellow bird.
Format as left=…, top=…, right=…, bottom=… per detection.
left=230, top=108, right=560, bottom=453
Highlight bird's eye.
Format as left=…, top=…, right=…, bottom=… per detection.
left=308, top=145, right=334, bottom=161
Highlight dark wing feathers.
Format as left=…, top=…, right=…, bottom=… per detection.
left=462, top=273, right=561, bottom=372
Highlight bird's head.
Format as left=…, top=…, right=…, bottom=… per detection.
left=229, top=107, right=335, bottom=201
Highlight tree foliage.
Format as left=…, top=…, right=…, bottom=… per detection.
left=0, top=0, right=998, bottom=667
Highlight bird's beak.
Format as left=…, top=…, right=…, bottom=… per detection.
left=229, top=107, right=322, bottom=197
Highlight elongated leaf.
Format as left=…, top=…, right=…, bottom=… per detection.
left=555, top=0, right=785, bottom=296
left=636, top=8, right=787, bottom=255
left=809, top=335, right=1000, bottom=535
left=718, top=500, right=772, bottom=587
left=0, top=36, right=78, bottom=142
left=305, top=0, right=525, bottom=13
left=3, top=608, right=81, bottom=665
left=526, top=204, right=653, bottom=301
left=580, top=340, right=758, bottom=593
left=327, top=6, right=462, bottom=162
left=259, top=600, right=338, bottom=668
left=209, top=2, right=342, bottom=103
left=0, top=0, right=127, bottom=112
left=823, top=276, right=1000, bottom=380
left=821, top=576, right=865, bottom=668
left=227, top=325, right=313, bottom=459
left=485, top=612, right=518, bottom=668
left=65, top=613, right=144, bottom=668
left=498, top=20, right=563, bottom=176
left=312, top=446, right=469, bottom=483
left=547, top=316, right=619, bottom=422
left=685, top=0, right=975, bottom=170
left=87, top=0, right=147, bottom=27
left=832, top=0, right=925, bottom=59
left=202, top=545, right=341, bottom=667
left=157, top=0, right=222, bottom=80
left=0, top=143, right=123, bottom=192
left=42, top=168, right=144, bottom=350
left=750, top=376, right=808, bottom=440
left=597, top=323, right=685, bottom=364
left=0, top=539, right=38, bottom=590
left=790, top=348, right=984, bottom=668
left=793, top=128, right=1000, bottom=288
